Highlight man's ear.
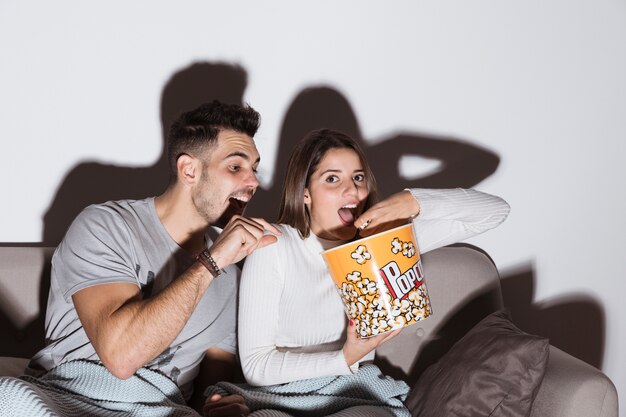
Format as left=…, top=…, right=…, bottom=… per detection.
left=303, top=188, right=311, bottom=205
left=176, top=154, right=198, bottom=185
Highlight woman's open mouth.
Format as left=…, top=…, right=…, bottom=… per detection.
left=338, top=203, right=358, bottom=226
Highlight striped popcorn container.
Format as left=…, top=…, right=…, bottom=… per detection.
left=322, top=223, right=432, bottom=338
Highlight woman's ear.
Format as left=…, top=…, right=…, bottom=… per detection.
left=176, top=154, right=198, bottom=185
left=303, top=188, right=311, bottom=205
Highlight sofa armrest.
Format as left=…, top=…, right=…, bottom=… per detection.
left=530, top=346, right=618, bottom=417
left=0, top=357, right=30, bottom=377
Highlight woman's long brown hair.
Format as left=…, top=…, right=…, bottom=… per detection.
left=277, top=129, right=378, bottom=239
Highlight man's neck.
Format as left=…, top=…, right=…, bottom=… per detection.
left=155, top=187, right=207, bottom=254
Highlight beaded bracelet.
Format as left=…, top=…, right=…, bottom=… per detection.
left=196, top=249, right=225, bottom=277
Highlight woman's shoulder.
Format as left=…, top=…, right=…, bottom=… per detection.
left=245, top=223, right=301, bottom=260
left=273, top=224, right=309, bottom=249
left=276, top=223, right=299, bottom=238
left=241, top=224, right=305, bottom=281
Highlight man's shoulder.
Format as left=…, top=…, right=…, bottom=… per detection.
left=77, top=198, right=153, bottom=224
left=85, top=197, right=153, bottom=214
left=63, top=197, right=155, bottom=245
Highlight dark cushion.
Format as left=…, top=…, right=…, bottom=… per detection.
left=405, top=310, right=549, bottom=417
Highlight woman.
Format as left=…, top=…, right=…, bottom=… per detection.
left=236, top=129, right=509, bottom=394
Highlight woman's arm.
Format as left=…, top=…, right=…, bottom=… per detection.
left=355, top=188, right=510, bottom=254
left=238, top=236, right=354, bottom=387
left=409, top=188, right=510, bottom=253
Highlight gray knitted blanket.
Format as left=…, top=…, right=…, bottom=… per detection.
left=0, top=359, right=199, bottom=416
left=204, top=364, right=411, bottom=417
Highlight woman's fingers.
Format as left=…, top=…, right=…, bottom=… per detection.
left=354, top=190, right=420, bottom=235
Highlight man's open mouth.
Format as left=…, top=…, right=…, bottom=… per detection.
left=215, top=194, right=252, bottom=228
left=229, top=195, right=250, bottom=215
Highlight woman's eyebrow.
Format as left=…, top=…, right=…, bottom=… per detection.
left=319, top=168, right=364, bottom=175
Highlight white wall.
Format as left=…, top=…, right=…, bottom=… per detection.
left=2, top=0, right=625, bottom=404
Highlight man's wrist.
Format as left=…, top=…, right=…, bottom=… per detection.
left=196, top=249, right=225, bottom=277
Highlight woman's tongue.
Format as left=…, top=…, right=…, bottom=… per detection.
left=338, top=207, right=355, bottom=225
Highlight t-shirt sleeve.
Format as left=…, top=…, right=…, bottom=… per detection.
left=53, top=205, right=141, bottom=302
left=215, top=331, right=237, bottom=355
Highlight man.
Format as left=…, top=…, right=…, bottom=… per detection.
left=26, top=101, right=279, bottom=416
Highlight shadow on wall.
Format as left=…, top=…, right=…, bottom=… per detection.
left=245, top=86, right=501, bottom=221
left=41, top=62, right=249, bottom=245
left=0, top=248, right=52, bottom=358
left=499, top=263, right=605, bottom=369
left=1, top=62, right=607, bottom=375
left=42, top=62, right=501, bottom=241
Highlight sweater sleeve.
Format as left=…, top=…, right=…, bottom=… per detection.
left=407, top=188, right=510, bottom=254
left=238, top=233, right=353, bottom=387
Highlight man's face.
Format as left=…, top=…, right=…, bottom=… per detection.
left=192, top=129, right=260, bottom=226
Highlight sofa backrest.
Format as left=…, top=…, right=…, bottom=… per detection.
left=0, top=244, right=505, bottom=382
left=374, top=245, right=504, bottom=386
left=0, top=246, right=55, bottom=358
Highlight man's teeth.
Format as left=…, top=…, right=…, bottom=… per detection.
left=342, top=204, right=357, bottom=209
left=232, top=196, right=250, bottom=203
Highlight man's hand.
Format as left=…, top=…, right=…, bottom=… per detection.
left=342, top=320, right=402, bottom=367
left=203, top=394, right=250, bottom=417
left=354, top=190, right=420, bottom=237
left=209, top=216, right=281, bottom=270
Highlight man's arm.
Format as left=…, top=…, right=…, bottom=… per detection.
left=72, top=261, right=213, bottom=379
left=72, top=215, right=281, bottom=380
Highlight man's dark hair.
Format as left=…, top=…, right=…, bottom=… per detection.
left=167, top=100, right=260, bottom=180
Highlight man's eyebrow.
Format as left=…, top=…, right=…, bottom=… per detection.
left=225, top=151, right=261, bottom=164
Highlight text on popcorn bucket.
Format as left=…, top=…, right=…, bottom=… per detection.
left=379, top=260, right=424, bottom=300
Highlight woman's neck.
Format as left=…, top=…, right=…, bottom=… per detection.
left=312, top=233, right=349, bottom=251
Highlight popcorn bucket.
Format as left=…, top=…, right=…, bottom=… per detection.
left=322, top=223, right=432, bottom=338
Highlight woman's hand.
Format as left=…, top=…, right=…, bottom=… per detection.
left=342, top=320, right=402, bottom=367
left=354, top=190, right=420, bottom=237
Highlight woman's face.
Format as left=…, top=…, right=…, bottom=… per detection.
left=305, top=148, right=369, bottom=241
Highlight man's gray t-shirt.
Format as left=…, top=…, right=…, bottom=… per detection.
left=28, top=198, right=238, bottom=400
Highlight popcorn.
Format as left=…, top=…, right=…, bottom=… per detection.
left=356, top=277, right=377, bottom=295
left=389, top=315, right=407, bottom=328
left=347, top=303, right=358, bottom=319
left=341, top=282, right=358, bottom=300
left=323, top=223, right=432, bottom=339
left=402, top=242, right=415, bottom=258
left=346, top=271, right=362, bottom=282
left=336, top=268, right=431, bottom=338
left=391, top=238, right=403, bottom=254
left=350, top=245, right=371, bottom=265
left=370, top=297, right=385, bottom=317
left=356, top=296, right=368, bottom=308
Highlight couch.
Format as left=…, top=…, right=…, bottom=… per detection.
left=0, top=245, right=618, bottom=416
